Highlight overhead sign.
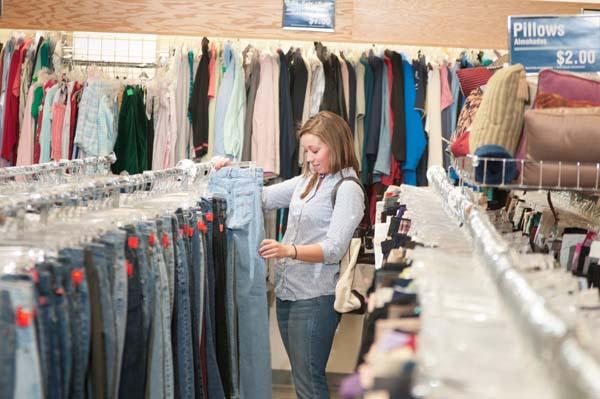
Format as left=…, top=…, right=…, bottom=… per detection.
left=283, top=0, right=335, bottom=32
left=508, top=15, right=600, bottom=72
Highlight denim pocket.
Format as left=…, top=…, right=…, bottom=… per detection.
left=228, top=189, right=254, bottom=229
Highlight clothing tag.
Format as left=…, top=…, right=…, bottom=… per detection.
left=219, top=223, right=224, bottom=233
left=162, top=233, right=170, bottom=248
left=125, top=260, right=134, bottom=278
left=128, top=236, right=139, bottom=249
left=205, top=212, right=214, bottom=222
left=197, top=220, right=207, bottom=234
left=30, top=269, right=39, bottom=284
left=127, top=88, right=134, bottom=96
left=187, top=226, right=194, bottom=238
left=55, top=288, right=64, bottom=296
left=15, top=306, right=33, bottom=327
left=38, top=296, right=47, bottom=306
left=71, top=269, right=84, bottom=286
left=222, top=66, right=227, bottom=73
left=149, top=233, right=156, bottom=246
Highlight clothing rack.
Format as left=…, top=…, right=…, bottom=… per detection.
left=427, top=165, right=600, bottom=399
left=0, top=159, right=213, bottom=217
left=0, top=153, right=116, bottom=181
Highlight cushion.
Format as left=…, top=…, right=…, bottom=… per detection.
left=469, top=64, right=528, bottom=156
left=456, top=67, right=494, bottom=97
left=535, top=69, right=600, bottom=106
left=473, top=144, right=517, bottom=185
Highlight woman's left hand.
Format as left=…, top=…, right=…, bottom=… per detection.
left=259, top=239, right=293, bottom=259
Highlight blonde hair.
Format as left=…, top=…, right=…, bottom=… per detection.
left=298, top=111, right=360, bottom=199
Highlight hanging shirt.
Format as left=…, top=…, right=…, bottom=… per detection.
left=389, top=51, right=406, bottom=163
left=223, top=46, right=245, bottom=161
left=402, top=58, right=427, bottom=185
left=252, top=53, right=278, bottom=173
left=309, top=56, right=324, bottom=118
left=174, top=48, right=192, bottom=162
left=213, top=44, right=235, bottom=158
left=300, top=54, right=312, bottom=126
left=0, top=38, right=15, bottom=155
left=152, top=79, right=177, bottom=170
left=354, top=60, right=366, bottom=170
left=242, top=45, right=260, bottom=162
left=189, top=38, right=210, bottom=158
left=365, top=53, right=383, bottom=175
left=39, top=83, right=61, bottom=162
left=425, top=66, right=443, bottom=169
left=73, top=81, right=116, bottom=157
left=278, top=50, right=295, bottom=179
left=360, top=55, right=374, bottom=185
left=374, top=59, right=391, bottom=179
left=15, top=83, right=38, bottom=166
left=440, top=65, right=454, bottom=110
left=204, top=46, right=222, bottom=162
left=344, top=57, right=357, bottom=136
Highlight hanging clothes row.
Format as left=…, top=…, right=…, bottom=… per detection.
left=0, top=31, right=500, bottom=186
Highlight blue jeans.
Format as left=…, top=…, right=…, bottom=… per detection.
left=85, top=242, right=117, bottom=399
left=0, top=276, right=43, bottom=399
left=199, top=199, right=226, bottom=398
left=172, top=214, right=196, bottom=399
left=276, top=296, right=341, bottom=399
left=58, top=247, right=91, bottom=399
left=98, top=230, right=128, bottom=398
left=0, top=289, right=16, bottom=399
left=119, top=226, right=147, bottom=399
left=209, top=167, right=272, bottom=399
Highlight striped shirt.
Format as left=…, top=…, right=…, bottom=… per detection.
left=263, top=167, right=365, bottom=301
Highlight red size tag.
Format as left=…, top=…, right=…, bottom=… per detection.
left=149, top=233, right=156, bottom=246
left=187, top=226, right=194, bottom=237
left=30, top=269, right=39, bottom=284
left=55, top=288, right=64, bottom=296
left=205, top=213, right=214, bottom=222
left=71, top=269, right=84, bottom=286
left=127, top=236, right=139, bottom=249
left=15, top=306, right=32, bottom=327
left=38, top=296, right=47, bottom=306
left=219, top=223, right=224, bottom=233
left=197, top=220, right=207, bottom=234
left=125, top=260, right=134, bottom=278
left=162, top=233, right=169, bottom=248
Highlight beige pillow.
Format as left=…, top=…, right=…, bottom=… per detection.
left=469, top=64, right=528, bottom=155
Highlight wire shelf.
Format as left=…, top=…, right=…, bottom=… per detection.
left=452, top=155, right=600, bottom=193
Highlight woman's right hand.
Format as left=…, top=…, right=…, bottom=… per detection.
left=213, top=157, right=232, bottom=170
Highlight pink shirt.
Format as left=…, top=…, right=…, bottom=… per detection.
left=440, top=66, right=454, bottom=111
left=51, top=101, right=66, bottom=160
left=252, top=53, right=278, bottom=173
left=16, top=84, right=37, bottom=166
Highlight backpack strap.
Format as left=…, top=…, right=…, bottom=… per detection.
left=331, top=176, right=370, bottom=226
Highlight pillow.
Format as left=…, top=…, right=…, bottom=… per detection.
left=456, top=67, right=494, bottom=97
left=520, top=107, right=600, bottom=188
left=473, top=144, right=517, bottom=185
left=469, top=64, right=528, bottom=156
left=535, top=69, right=600, bottom=106
left=535, top=92, right=600, bottom=109
left=455, top=88, right=483, bottom=137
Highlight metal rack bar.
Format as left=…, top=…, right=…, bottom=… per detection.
left=0, top=153, right=116, bottom=181
left=427, top=165, right=600, bottom=399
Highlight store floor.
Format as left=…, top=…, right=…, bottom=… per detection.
left=272, top=379, right=342, bottom=398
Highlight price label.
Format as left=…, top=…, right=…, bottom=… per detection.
left=509, top=15, right=600, bottom=73
left=556, top=50, right=597, bottom=66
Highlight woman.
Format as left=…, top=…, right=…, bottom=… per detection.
left=217, top=111, right=365, bottom=398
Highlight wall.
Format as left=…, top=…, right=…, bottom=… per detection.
left=0, top=0, right=598, bottom=49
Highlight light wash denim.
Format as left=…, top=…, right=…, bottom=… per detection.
left=209, top=167, right=272, bottom=399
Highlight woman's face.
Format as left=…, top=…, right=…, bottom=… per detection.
left=300, top=133, right=331, bottom=175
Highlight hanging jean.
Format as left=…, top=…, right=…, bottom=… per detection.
left=119, top=226, right=147, bottom=399
left=208, top=167, right=272, bottom=399
left=199, top=198, right=226, bottom=398
left=0, top=289, right=16, bottom=399
left=0, top=276, right=43, bottom=399
left=58, top=247, right=91, bottom=399
left=172, top=215, right=196, bottom=399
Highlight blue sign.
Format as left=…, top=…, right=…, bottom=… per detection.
left=509, top=15, right=600, bottom=73
left=283, top=0, right=335, bottom=32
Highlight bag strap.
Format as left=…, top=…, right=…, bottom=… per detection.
left=331, top=176, right=370, bottom=227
